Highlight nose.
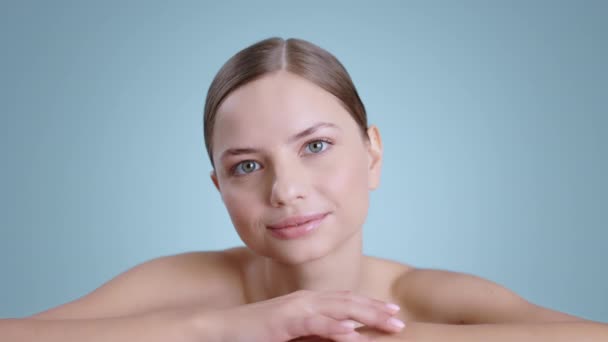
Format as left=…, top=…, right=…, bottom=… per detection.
left=269, top=162, right=306, bottom=208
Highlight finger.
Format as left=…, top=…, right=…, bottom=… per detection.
left=319, top=299, right=405, bottom=334
left=321, top=291, right=401, bottom=315
left=291, top=316, right=356, bottom=338
left=328, top=331, right=375, bottom=342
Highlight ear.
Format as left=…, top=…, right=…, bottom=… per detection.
left=366, top=125, right=383, bottom=190
left=210, top=170, right=220, bottom=192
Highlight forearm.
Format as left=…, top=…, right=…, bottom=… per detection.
left=0, top=309, right=217, bottom=342
left=359, top=321, right=608, bottom=341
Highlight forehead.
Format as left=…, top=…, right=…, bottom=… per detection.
left=212, top=71, right=354, bottom=149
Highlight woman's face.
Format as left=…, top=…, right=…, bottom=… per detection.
left=210, top=71, right=382, bottom=264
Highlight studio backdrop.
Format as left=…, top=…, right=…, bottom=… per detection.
left=1, top=0, right=606, bottom=321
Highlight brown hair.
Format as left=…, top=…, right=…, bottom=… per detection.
left=203, top=37, right=368, bottom=167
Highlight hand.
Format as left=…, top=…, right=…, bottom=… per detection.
left=205, top=289, right=405, bottom=342
left=287, top=323, right=402, bottom=342
left=287, top=336, right=335, bottom=342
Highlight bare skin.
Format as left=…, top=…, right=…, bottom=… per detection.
left=28, top=247, right=411, bottom=319
left=20, top=70, right=597, bottom=341
left=27, top=246, right=583, bottom=331
left=236, top=246, right=415, bottom=324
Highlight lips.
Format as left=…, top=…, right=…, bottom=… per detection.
left=267, top=212, right=329, bottom=230
left=266, top=212, right=329, bottom=240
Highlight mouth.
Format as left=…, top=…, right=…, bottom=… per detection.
left=267, top=212, right=329, bottom=240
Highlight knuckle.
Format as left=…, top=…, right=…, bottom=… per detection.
left=294, top=289, right=312, bottom=298
left=340, top=299, right=358, bottom=316
left=340, top=296, right=356, bottom=307
left=292, top=296, right=315, bottom=315
left=338, top=295, right=355, bottom=303
left=302, top=316, right=316, bottom=333
left=370, top=298, right=386, bottom=307
left=373, top=311, right=392, bottom=324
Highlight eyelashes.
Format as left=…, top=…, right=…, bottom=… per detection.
left=229, top=138, right=334, bottom=176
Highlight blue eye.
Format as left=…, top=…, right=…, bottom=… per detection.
left=305, top=140, right=330, bottom=154
left=233, top=160, right=260, bottom=175
left=230, top=140, right=331, bottom=176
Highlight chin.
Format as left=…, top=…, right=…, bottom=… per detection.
left=241, top=219, right=358, bottom=264
left=261, top=239, right=336, bottom=266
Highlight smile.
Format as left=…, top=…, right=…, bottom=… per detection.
left=267, top=212, right=329, bottom=240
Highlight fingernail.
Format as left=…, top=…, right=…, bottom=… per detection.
left=386, top=303, right=401, bottom=313
left=388, top=317, right=405, bottom=329
left=340, top=320, right=357, bottom=329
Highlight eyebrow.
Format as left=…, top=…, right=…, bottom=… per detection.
left=219, top=122, right=339, bottom=162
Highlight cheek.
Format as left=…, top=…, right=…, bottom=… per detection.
left=322, top=152, right=370, bottom=225
left=221, top=186, right=262, bottom=239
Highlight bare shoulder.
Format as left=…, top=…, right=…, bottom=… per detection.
left=394, top=267, right=585, bottom=324
left=30, top=246, right=247, bottom=320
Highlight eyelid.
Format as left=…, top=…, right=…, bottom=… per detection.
left=229, top=159, right=261, bottom=177
left=227, top=137, right=335, bottom=176
left=302, top=137, right=334, bottom=154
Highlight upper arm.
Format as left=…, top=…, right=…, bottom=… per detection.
left=397, top=269, right=587, bottom=324
left=28, top=250, right=242, bottom=320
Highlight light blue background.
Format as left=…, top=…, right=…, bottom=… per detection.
left=1, top=1, right=606, bottom=321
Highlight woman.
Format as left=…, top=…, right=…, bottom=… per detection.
left=2, top=37, right=606, bottom=342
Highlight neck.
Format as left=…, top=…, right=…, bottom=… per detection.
left=259, top=231, right=365, bottom=299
